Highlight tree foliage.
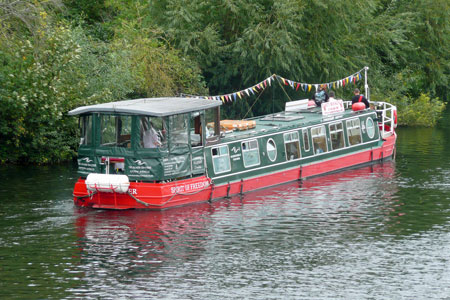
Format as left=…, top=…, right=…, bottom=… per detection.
left=140, top=0, right=447, bottom=118
left=0, top=0, right=448, bottom=163
left=0, top=1, right=206, bottom=163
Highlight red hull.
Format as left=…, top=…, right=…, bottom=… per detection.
left=73, top=134, right=396, bottom=210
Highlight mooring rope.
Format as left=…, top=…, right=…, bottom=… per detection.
left=127, top=179, right=214, bottom=207
left=73, top=191, right=97, bottom=200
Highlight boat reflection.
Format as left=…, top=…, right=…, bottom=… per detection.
left=74, top=162, right=398, bottom=274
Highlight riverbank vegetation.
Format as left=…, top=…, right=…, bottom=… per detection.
left=0, top=0, right=448, bottom=163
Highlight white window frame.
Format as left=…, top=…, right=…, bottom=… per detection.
left=266, top=138, right=277, bottom=162
left=346, top=118, right=362, bottom=146
left=211, top=145, right=231, bottom=174
left=311, top=125, right=328, bottom=154
left=283, top=131, right=301, bottom=161
left=242, top=139, right=260, bottom=168
left=329, top=122, right=345, bottom=150
left=366, top=118, right=375, bottom=139
left=302, top=129, right=310, bottom=152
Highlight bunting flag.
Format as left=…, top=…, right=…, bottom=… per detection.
left=182, top=68, right=365, bottom=103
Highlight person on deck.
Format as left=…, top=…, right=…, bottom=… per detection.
left=351, top=88, right=370, bottom=108
left=142, top=120, right=161, bottom=148
left=311, top=86, right=329, bottom=107
left=328, top=91, right=337, bottom=101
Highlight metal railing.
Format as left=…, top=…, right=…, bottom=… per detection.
left=372, top=101, right=397, bottom=137
left=344, top=101, right=397, bottom=137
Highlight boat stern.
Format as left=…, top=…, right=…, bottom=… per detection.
left=73, top=175, right=212, bottom=210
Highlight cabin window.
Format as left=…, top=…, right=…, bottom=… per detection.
left=284, top=131, right=300, bottom=160
left=242, top=139, right=260, bottom=167
left=140, top=116, right=167, bottom=148
left=205, top=108, right=218, bottom=139
left=80, top=115, right=92, bottom=146
left=302, top=129, right=310, bottom=152
left=169, top=114, right=189, bottom=147
left=346, top=118, right=362, bottom=145
left=366, top=118, right=375, bottom=139
left=212, top=145, right=231, bottom=174
left=100, top=115, right=132, bottom=147
left=190, top=112, right=203, bottom=147
left=266, top=139, right=277, bottom=162
left=329, top=122, right=345, bottom=150
left=311, top=126, right=328, bottom=154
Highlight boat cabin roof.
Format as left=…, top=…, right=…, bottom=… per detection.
left=219, top=105, right=371, bottom=143
left=68, top=97, right=222, bottom=117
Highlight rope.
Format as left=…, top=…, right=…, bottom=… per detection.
left=73, top=191, right=97, bottom=200
left=242, top=84, right=268, bottom=120
left=127, top=179, right=213, bottom=207
left=275, top=75, right=294, bottom=102
left=128, top=191, right=150, bottom=207
left=181, top=67, right=367, bottom=100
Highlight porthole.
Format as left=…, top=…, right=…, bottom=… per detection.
left=267, top=139, right=277, bottom=162
left=366, top=118, right=375, bottom=139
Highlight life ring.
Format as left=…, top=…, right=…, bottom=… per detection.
left=352, top=102, right=366, bottom=111
left=393, top=109, right=398, bottom=128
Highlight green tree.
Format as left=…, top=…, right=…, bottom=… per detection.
left=0, top=9, right=135, bottom=163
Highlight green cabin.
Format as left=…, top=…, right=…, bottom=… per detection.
left=69, top=97, right=222, bottom=182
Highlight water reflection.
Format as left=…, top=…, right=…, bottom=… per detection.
left=72, top=162, right=405, bottom=298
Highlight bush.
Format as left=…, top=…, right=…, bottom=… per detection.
left=0, top=18, right=133, bottom=163
left=392, top=93, right=446, bottom=127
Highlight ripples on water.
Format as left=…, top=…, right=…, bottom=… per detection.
left=1, top=126, right=450, bottom=299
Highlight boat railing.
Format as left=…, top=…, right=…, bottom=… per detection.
left=372, top=101, right=397, bottom=138
left=343, top=101, right=396, bottom=138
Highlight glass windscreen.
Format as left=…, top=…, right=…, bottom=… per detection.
left=169, top=114, right=189, bottom=147
left=140, top=116, right=167, bottom=148
left=80, top=115, right=92, bottom=146
left=100, top=115, right=132, bottom=147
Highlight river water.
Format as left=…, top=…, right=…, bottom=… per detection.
left=1, top=122, right=450, bottom=299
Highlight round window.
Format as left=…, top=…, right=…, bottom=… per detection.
left=366, top=118, right=375, bottom=138
left=267, top=139, right=277, bottom=161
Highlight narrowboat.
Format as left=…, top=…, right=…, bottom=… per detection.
left=69, top=96, right=397, bottom=210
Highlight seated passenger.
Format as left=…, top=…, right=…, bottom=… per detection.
left=142, top=120, right=161, bottom=148
left=328, top=91, right=337, bottom=102
left=205, top=124, right=213, bottom=138
left=311, top=86, right=329, bottom=107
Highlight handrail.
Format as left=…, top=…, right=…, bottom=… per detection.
left=343, top=100, right=396, bottom=137
left=371, top=101, right=397, bottom=137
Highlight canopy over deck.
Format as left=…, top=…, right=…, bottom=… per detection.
left=68, top=97, right=222, bottom=117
